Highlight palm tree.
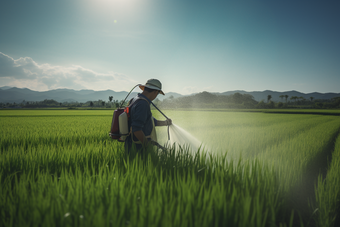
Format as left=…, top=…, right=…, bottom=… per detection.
left=295, top=97, right=300, bottom=103
left=284, top=95, right=289, bottom=103
left=267, top=95, right=272, bottom=103
left=299, top=96, right=304, bottom=103
left=294, top=96, right=298, bottom=103
left=109, top=96, right=113, bottom=107
left=290, top=96, right=298, bottom=103
left=279, top=95, right=285, bottom=102
left=310, top=97, right=314, bottom=102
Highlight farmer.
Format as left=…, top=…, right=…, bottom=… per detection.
left=124, top=79, right=172, bottom=154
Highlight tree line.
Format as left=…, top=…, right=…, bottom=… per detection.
left=0, top=96, right=124, bottom=109
left=156, top=92, right=340, bottom=109
left=1, top=92, right=339, bottom=109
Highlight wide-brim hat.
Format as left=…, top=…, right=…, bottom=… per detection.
left=139, top=78, right=165, bottom=95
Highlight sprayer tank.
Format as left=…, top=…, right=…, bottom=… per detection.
left=119, top=112, right=129, bottom=140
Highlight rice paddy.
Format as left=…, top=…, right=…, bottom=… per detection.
left=1, top=109, right=339, bottom=227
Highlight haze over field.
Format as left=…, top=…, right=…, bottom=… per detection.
left=0, top=0, right=339, bottom=94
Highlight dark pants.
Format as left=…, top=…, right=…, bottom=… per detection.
left=124, top=135, right=143, bottom=154
left=124, top=136, right=155, bottom=159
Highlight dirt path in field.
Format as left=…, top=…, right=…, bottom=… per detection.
left=285, top=127, right=340, bottom=227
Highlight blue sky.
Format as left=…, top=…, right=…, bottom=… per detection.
left=0, top=0, right=339, bottom=94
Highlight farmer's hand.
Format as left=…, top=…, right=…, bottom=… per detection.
left=166, top=118, right=172, bottom=126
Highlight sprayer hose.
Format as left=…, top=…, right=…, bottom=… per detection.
left=167, top=125, right=170, bottom=140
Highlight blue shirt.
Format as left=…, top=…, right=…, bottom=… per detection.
left=129, top=93, right=157, bottom=138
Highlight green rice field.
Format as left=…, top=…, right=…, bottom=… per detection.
left=1, top=109, right=340, bottom=227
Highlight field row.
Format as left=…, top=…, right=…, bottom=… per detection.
left=314, top=134, right=340, bottom=227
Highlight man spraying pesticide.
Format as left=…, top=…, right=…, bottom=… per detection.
left=109, top=79, right=172, bottom=154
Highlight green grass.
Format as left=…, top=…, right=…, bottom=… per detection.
left=0, top=148, right=284, bottom=227
left=1, top=109, right=340, bottom=226
left=0, top=109, right=114, bottom=116
left=314, top=134, right=340, bottom=227
left=263, top=109, right=340, bottom=115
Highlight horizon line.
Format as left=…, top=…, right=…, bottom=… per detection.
left=0, top=86, right=339, bottom=95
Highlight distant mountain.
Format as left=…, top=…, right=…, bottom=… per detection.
left=219, top=90, right=340, bottom=102
left=0, top=86, right=13, bottom=90
left=0, top=87, right=183, bottom=103
left=0, top=87, right=339, bottom=104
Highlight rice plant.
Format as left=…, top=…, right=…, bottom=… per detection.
left=313, top=134, right=340, bottom=227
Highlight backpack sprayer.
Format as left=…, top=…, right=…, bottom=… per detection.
left=109, top=85, right=170, bottom=151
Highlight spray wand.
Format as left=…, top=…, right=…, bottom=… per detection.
left=150, top=140, right=168, bottom=152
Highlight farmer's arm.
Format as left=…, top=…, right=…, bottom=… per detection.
left=155, top=118, right=172, bottom=126
left=133, top=130, right=149, bottom=145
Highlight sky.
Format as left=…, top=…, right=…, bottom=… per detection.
left=0, top=0, right=339, bottom=95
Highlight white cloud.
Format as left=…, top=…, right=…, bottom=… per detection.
left=0, top=52, right=136, bottom=91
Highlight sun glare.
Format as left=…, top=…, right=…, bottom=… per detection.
left=92, top=0, right=138, bottom=9
left=85, top=0, right=145, bottom=19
